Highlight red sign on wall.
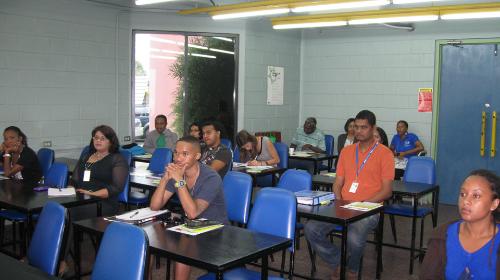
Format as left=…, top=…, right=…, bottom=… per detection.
left=418, top=88, right=433, bottom=112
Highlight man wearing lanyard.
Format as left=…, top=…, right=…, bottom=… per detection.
left=305, top=110, right=394, bottom=280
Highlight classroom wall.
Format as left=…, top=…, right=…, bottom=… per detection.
left=0, top=0, right=126, bottom=157
left=300, top=20, right=500, bottom=154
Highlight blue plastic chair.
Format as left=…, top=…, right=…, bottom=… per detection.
left=118, top=150, right=132, bottom=205
left=27, top=202, right=67, bottom=276
left=198, top=188, right=296, bottom=280
left=319, top=134, right=335, bottom=172
left=232, top=146, right=240, bottom=163
left=147, top=148, right=172, bottom=174
left=221, top=138, right=232, bottom=150
left=37, top=148, right=55, bottom=179
left=44, top=162, right=69, bottom=188
left=91, top=223, right=149, bottom=280
left=223, top=171, right=252, bottom=225
left=255, top=142, right=288, bottom=187
left=80, top=145, right=90, bottom=159
left=384, top=156, right=437, bottom=273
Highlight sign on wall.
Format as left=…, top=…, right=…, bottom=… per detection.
left=267, top=66, right=284, bottom=105
left=418, top=88, right=433, bottom=112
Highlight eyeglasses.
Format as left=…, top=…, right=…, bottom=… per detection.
left=92, top=136, right=108, bottom=142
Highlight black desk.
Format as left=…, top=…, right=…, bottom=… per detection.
left=312, top=175, right=440, bottom=275
left=289, top=153, right=336, bottom=174
left=0, top=180, right=100, bottom=255
left=0, top=253, right=58, bottom=280
left=73, top=218, right=292, bottom=280
left=231, top=166, right=286, bottom=187
left=298, top=200, right=384, bottom=280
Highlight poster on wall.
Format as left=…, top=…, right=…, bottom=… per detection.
left=418, top=88, right=433, bottom=112
left=267, top=66, right=284, bottom=105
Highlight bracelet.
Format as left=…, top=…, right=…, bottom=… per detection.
left=3, top=153, right=11, bottom=158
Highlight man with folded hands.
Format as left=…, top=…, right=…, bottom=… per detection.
left=150, top=136, right=228, bottom=280
left=304, top=110, right=394, bottom=280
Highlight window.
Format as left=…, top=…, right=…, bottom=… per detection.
left=132, top=31, right=238, bottom=142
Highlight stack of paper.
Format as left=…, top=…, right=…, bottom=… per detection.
left=167, top=224, right=224, bottom=236
left=295, top=190, right=335, bottom=205
left=341, top=202, right=383, bottom=211
left=291, top=152, right=313, bottom=157
left=48, top=187, right=76, bottom=197
left=232, top=162, right=247, bottom=168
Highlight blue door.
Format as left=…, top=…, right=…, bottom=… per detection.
left=437, top=43, right=500, bottom=204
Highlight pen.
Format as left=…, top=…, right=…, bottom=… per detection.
left=129, top=211, right=139, bottom=218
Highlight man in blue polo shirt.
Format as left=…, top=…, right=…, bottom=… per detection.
left=390, top=120, right=424, bottom=179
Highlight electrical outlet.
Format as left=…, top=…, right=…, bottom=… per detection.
left=43, top=141, right=52, bottom=147
left=124, top=136, right=131, bottom=141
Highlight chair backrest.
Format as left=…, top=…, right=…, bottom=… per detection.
left=80, top=145, right=90, bottom=159
left=233, top=146, right=240, bottom=163
left=148, top=148, right=172, bottom=174
left=273, top=142, right=288, bottom=169
left=325, top=135, right=334, bottom=156
left=44, top=162, right=68, bottom=188
left=118, top=150, right=132, bottom=203
left=403, top=156, right=436, bottom=185
left=91, top=223, right=149, bottom=280
left=27, top=202, right=67, bottom=276
left=248, top=188, right=296, bottom=251
left=223, top=171, right=252, bottom=225
left=37, top=148, right=54, bottom=177
left=221, top=138, right=232, bottom=150
left=277, top=169, right=312, bottom=193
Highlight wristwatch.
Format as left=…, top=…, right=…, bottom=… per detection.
left=174, top=179, right=186, bottom=189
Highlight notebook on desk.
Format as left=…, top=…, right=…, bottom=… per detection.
left=295, top=190, right=335, bottom=205
left=105, top=207, right=170, bottom=225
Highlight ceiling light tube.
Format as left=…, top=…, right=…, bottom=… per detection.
left=212, top=8, right=290, bottom=20
left=209, top=48, right=235, bottom=55
left=441, top=10, right=500, bottom=20
left=273, top=21, right=348, bottom=29
left=349, top=14, right=438, bottom=24
left=392, top=0, right=441, bottom=4
left=135, top=0, right=176, bottom=5
left=292, top=0, right=389, bottom=13
left=191, top=53, right=217, bottom=59
left=213, top=37, right=233, bottom=42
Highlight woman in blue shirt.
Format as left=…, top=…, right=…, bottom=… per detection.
left=390, top=120, right=424, bottom=179
left=420, top=169, right=500, bottom=279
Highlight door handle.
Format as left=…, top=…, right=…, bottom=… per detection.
left=481, top=111, right=486, bottom=157
left=491, top=111, right=497, bottom=157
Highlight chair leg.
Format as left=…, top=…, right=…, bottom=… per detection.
left=166, top=259, right=171, bottom=280
left=419, top=218, right=425, bottom=262
left=389, top=215, right=398, bottom=243
left=156, top=254, right=161, bottom=269
left=289, top=251, right=295, bottom=280
left=19, top=222, right=26, bottom=256
left=431, top=211, right=437, bottom=227
left=295, top=228, right=301, bottom=250
left=280, top=249, right=286, bottom=277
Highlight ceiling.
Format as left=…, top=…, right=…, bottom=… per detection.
left=85, top=0, right=250, bottom=12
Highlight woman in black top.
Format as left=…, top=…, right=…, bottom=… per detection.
left=72, top=125, right=128, bottom=215
left=0, top=126, right=42, bottom=186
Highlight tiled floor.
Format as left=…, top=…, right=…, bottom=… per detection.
left=56, top=203, right=458, bottom=280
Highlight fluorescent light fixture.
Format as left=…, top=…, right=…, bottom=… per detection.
left=441, top=11, right=500, bottom=20
left=273, top=21, right=348, bottom=29
left=213, top=37, right=233, bottom=42
left=135, top=0, right=176, bottom=5
left=191, top=53, right=216, bottom=59
left=212, top=8, right=290, bottom=20
left=188, top=44, right=208, bottom=50
left=349, top=14, right=438, bottom=24
left=150, top=55, right=177, bottom=60
left=392, top=0, right=440, bottom=4
left=209, top=48, right=235, bottom=55
left=292, top=0, right=389, bottom=13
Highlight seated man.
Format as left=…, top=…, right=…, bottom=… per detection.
left=289, top=117, right=326, bottom=173
left=200, top=121, right=232, bottom=178
left=143, top=115, right=178, bottom=154
left=305, top=110, right=394, bottom=280
left=150, top=136, right=228, bottom=280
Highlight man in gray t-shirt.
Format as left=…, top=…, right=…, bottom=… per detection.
left=150, top=136, right=228, bottom=280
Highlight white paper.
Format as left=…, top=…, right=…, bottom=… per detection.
left=115, top=207, right=169, bottom=221
left=394, top=157, right=408, bottom=169
left=291, top=151, right=313, bottom=157
left=167, top=224, right=224, bottom=236
left=232, top=162, right=247, bottom=168
left=267, top=66, right=284, bottom=105
left=48, top=187, right=76, bottom=197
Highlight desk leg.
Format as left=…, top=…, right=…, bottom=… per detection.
left=261, top=255, right=269, bottom=280
left=313, top=161, right=319, bottom=175
left=409, top=197, right=418, bottom=274
left=340, top=225, right=348, bottom=280
left=432, top=188, right=440, bottom=227
left=376, top=213, right=384, bottom=279
left=74, top=227, right=81, bottom=280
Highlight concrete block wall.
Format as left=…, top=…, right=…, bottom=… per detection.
left=244, top=21, right=301, bottom=143
left=301, top=20, right=500, bottom=154
left=0, top=0, right=126, bottom=157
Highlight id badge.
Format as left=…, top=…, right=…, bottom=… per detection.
left=83, top=170, right=91, bottom=182
left=349, top=182, right=359, bottom=193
